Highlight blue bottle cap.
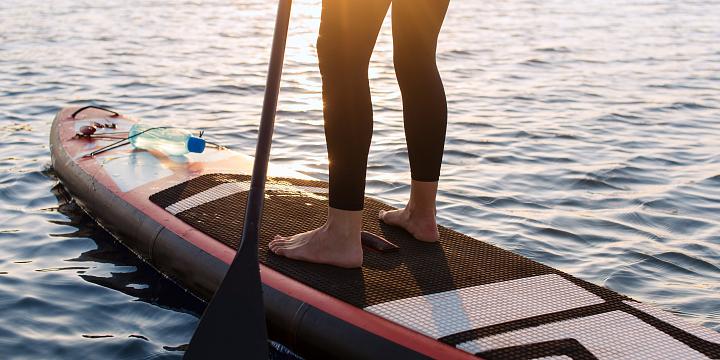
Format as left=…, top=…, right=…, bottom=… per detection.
left=187, top=136, right=206, bottom=153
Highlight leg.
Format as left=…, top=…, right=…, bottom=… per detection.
left=379, top=0, right=450, bottom=242
left=321, top=0, right=391, bottom=211
left=269, top=0, right=391, bottom=268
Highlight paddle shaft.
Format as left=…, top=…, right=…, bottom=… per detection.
left=184, top=1, right=292, bottom=358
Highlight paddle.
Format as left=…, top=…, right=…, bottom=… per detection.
left=184, top=1, right=293, bottom=358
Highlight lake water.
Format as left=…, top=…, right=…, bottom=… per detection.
left=1, top=0, right=719, bottom=358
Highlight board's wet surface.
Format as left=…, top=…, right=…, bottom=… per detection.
left=1, top=0, right=719, bottom=358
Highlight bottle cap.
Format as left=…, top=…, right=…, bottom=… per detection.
left=187, top=136, right=206, bottom=153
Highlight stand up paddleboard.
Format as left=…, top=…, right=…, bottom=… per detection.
left=50, top=107, right=720, bottom=359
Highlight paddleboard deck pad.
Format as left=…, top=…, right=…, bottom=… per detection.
left=51, top=107, right=720, bottom=359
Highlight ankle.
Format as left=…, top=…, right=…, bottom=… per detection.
left=408, top=180, right=438, bottom=217
left=405, top=201, right=436, bottom=219
left=325, top=207, right=363, bottom=237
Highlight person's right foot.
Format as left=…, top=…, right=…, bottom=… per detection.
left=269, top=207, right=365, bottom=269
left=269, top=226, right=363, bottom=268
left=378, top=207, right=439, bottom=242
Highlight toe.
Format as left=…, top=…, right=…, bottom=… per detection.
left=269, top=242, right=279, bottom=252
left=270, top=241, right=287, bottom=252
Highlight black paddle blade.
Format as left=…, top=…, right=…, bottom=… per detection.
left=184, top=248, right=268, bottom=359
left=184, top=0, right=293, bottom=358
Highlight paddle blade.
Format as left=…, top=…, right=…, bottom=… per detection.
left=184, top=248, right=268, bottom=359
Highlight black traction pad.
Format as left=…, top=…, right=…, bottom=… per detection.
left=150, top=174, right=720, bottom=358
left=150, top=174, right=625, bottom=308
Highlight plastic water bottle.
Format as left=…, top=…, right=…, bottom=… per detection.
left=128, top=124, right=206, bottom=155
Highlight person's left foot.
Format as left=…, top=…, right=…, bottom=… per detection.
left=379, top=207, right=439, bottom=242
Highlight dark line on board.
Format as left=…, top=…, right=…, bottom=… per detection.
left=476, top=338, right=598, bottom=360
left=621, top=302, right=720, bottom=359
left=440, top=302, right=620, bottom=346
left=442, top=300, right=720, bottom=359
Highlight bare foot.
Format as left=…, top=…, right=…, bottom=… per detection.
left=268, top=208, right=363, bottom=268
left=379, top=207, right=439, bottom=242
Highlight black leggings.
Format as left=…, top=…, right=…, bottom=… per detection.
left=318, top=0, right=449, bottom=211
